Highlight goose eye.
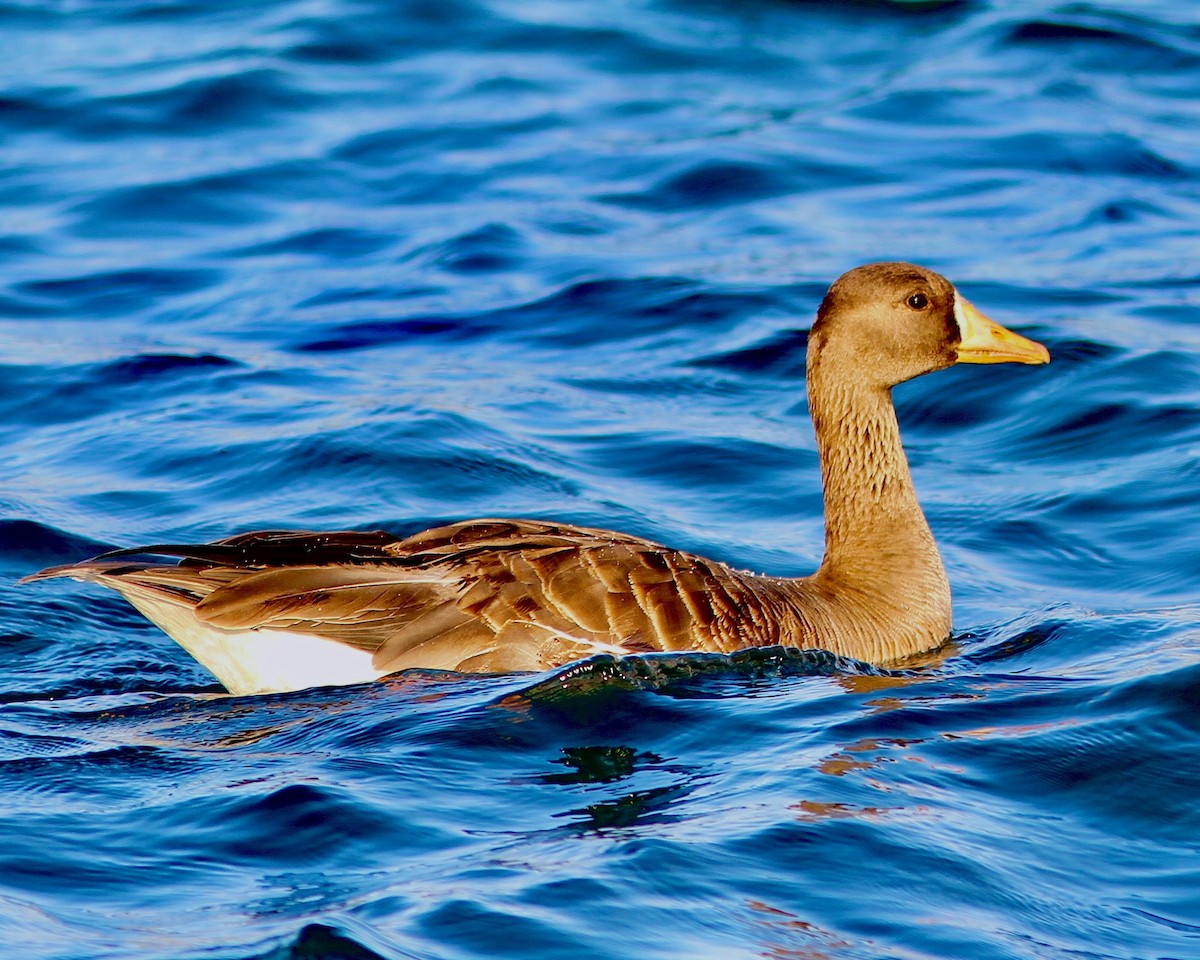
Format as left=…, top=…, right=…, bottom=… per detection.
left=907, top=292, right=929, bottom=310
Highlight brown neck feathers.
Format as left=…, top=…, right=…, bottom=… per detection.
left=800, top=355, right=952, bottom=660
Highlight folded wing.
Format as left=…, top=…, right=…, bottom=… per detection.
left=25, top=519, right=806, bottom=692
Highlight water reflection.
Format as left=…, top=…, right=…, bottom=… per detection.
left=537, top=745, right=662, bottom=785
left=744, top=898, right=858, bottom=960
left=528, top=744, right=701, bottom=832
left=564, top=782, right=694, bottom=831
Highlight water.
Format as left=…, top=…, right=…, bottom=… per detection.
left=2, top=0, right=1198, bottom=957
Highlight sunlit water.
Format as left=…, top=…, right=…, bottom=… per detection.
left=2, top=1, right=1199, bottom=958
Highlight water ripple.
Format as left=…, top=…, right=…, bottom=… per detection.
left=2, top=1, right=1199, bottom=958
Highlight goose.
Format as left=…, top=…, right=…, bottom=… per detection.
left=23, top=262, right=1049, bottom=695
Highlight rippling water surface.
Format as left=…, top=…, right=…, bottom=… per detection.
left=2, top=1, right=1199, bottom=957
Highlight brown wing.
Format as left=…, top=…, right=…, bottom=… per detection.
left=25, top=519, right=811, bottom=673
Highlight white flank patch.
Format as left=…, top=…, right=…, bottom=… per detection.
left=121, top=593, right=384, bottom=696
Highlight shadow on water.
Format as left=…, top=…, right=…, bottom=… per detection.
left=512, top=645, right=886, bottom=701
left=248, top=921, right=403, bottom=960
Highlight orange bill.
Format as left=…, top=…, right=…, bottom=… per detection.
left=954, top=295, right=1050, bottom=365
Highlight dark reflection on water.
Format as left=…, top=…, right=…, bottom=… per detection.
left=2, top=0, right=1200, bottom=957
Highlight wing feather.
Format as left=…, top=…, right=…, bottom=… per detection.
left=23, top=519, right=809, bottom=686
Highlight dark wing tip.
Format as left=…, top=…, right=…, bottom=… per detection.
left=18, top=567, right=62, bottom=585
left=19, top=560, right=127, bottom=584
left=93, top=543, right=245, bottom=564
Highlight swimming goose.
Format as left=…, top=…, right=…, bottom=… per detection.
left=24, top=262, right=1049, bottom=695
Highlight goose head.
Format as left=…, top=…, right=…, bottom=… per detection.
left=808, top=262, right=1050, bottom=388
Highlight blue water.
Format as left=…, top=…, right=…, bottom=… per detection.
left=2, top=1, right=1199, bottom=957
